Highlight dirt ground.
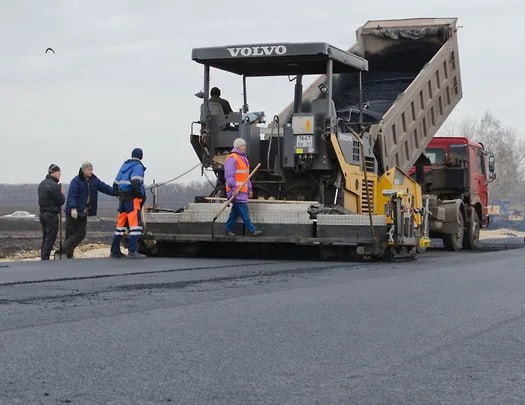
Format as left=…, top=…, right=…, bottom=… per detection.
left=0, top=243, right=113, bottom=262
left=479, top=228, right=525, bottom=240
left=0, top=232, right=112, bottom=262
left=0, top=218, right=114, bottom=262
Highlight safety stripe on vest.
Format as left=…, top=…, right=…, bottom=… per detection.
left=131, top=176, right=144, bottom=181
left=225, top=153, right=249, bottom=192
left=117, top=180, right=131, bottom=185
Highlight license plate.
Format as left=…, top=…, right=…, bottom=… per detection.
left=296, top=135, right=313, bottom=148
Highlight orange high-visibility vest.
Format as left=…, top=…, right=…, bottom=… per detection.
left=225, top=153, right=250, bottom=193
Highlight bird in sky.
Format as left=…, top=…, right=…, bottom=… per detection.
left=45, top=48, right=55, bottom=54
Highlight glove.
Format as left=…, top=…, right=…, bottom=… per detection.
left=71, top=208, right=78, bottom=219
left=131, top=180, right=143, bottom=198
left=112, top=183, right=119, bottom=196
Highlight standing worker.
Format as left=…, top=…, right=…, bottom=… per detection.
left=38, top=164, right=65, bottom=260
left=110, top=148, right=147, bottom=259
left=224, top=138, right=262, bottom=237
left=62, top=161, right=115, bottom=259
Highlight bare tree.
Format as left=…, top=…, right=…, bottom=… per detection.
left=476, top=112, right=525, bottom=201
left=439, top=114, right=479, bottom=139
left=440, top=112, right=525, bottom=202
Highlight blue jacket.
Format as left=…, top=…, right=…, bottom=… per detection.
left=65, top=169, right=115, bottom=217
left=114, top=158, right=146, bottom=198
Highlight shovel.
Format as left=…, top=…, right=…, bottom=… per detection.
left=54, top=209, right=65, bottom=260
left=211, top=163, right=261, bottom=237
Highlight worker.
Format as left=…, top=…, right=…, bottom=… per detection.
left=62, top=161, right=115, bottom=259
left=224, top=138, right=262, bottom=237
left=38, top=164, right=65, bottom=260
left=110, top=148, right=147, bottom=259
left=210, top=87, right=233, bottom=114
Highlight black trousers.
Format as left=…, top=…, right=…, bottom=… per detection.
left=63, top=215, right=87, bottom=258
left=40, top=212, right=59, bottom=260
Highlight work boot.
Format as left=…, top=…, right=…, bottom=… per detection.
left=248, top=230, right=263, bottom=237
left=127, top=251, right=147, bottom=259
left=225, top=231, right=237, bottom=237
left=110, top=251, right=127, bottom=259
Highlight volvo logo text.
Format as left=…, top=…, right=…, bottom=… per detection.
left=226, top=45, right=287, bottom=57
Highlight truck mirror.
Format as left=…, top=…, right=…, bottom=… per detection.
left=488, top=154, right=496, bottom=173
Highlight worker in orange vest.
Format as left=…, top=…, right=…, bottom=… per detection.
left=224, top=138, right=262, bottom=237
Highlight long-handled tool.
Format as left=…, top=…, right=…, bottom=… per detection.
left=211, top=163, right=261, bottom=237
left=54, top=209, right=65, bottom=260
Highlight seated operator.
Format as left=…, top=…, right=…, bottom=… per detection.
left=210, top=87, right=234, bottom=114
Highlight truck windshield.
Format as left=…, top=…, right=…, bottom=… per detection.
left=424, top=148, right=445, bottom=164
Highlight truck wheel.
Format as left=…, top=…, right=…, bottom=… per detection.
left=463, top=211, right=480, bottom=250
left=442, top=213, right=464, bottom=251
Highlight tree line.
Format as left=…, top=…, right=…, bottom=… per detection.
left=441, top=111, right=525, bottom=207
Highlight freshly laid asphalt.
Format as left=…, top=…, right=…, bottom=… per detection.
left=1, top=247, right=524, bottom=404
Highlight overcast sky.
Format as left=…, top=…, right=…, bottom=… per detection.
left=1, top=0, right=524, bottom=184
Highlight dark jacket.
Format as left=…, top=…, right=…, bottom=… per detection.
left=65, top=169, right=115, bottom=217
left=209, top=95, right=233, bottom=114
left=38, top=175, right=65, bottom=214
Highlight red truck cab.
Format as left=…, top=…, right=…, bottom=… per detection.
left=409, top=137, right=496, bottom=250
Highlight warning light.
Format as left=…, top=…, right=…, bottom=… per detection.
left=305, top=119, right=311, bottom=133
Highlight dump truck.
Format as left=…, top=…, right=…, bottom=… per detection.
left=409, top=137, right=496, bottom=250
left=142, top=18, right=464, bottom=259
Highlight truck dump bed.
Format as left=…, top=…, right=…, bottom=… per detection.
left=279, top=18, right=462, bottom=173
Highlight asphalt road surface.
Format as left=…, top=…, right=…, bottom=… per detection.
left=1, top=248, right=525, bottom=404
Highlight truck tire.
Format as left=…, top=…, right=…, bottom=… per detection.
left=442, top=212, right=464, bottom=252
left=463, top=211, right=480, bottom=250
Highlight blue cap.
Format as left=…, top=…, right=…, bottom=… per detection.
left=131, top=148, right=143, bottom=160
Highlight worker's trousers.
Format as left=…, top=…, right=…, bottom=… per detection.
left=63, top=215, right=87, bottom=258
left=111, top=198, right=143, bottom=254
left=40, top=212, right=59, bottom=260
left=224, top=202, right=256, bottom=234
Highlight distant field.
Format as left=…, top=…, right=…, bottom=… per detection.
left=0, top=182, right=213, bottom=258
left=0, top=182, right=212, bottom=218
left=0, top=205, right=117, bottom=218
